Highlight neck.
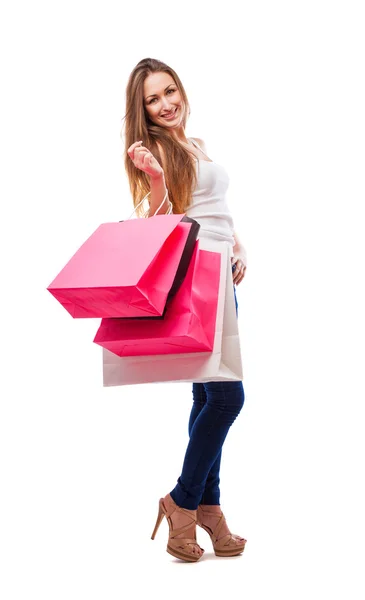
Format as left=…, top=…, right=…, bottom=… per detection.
left=169, top=127, right=190, bottom=145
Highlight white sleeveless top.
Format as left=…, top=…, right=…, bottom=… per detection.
left=185, top=138, right=236, bottom=254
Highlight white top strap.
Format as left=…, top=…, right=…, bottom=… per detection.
left=189, top=138, right=211, bottom=160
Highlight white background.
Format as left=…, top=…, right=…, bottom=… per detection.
left=1, top=0, right=364, bottom=598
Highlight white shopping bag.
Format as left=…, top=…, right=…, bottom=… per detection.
left=102, top=239, right=243, bottom=386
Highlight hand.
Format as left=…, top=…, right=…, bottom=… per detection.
left=231, top=256, right=247, bottom=285
left=127, top=141, right=164, bottom=180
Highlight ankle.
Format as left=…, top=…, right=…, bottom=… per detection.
left=164, top=494, right=197, bottom=518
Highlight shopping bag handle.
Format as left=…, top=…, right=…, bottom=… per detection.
left=127, top=188, right=173, bottom=220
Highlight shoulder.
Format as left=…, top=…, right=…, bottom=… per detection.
left=190, top=137, right=208, bottom=152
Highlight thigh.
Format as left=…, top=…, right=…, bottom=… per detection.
left=202, top=380, right=245, bottom=411
left=192, top=382, right=207, bottom=407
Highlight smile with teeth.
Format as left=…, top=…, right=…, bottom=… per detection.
left=161, top=107, right=178, bottom=119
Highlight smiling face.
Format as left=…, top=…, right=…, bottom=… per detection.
left=143, top=71, right=185, bottom=129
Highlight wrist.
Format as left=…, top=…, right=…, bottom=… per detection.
left=149, top=171, right=165, bottom=184
left=233, top=249, right=247, bottom=265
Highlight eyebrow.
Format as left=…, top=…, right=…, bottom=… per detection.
left=145, top=84, right=175, bottom=100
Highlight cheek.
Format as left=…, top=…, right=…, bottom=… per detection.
left=179, top=101, right=186, bottom=118
left=174, top=92, right=184, bottom=110
left=174, top=92, right=183, bottom=105
left=145, top=104, right=158, bottom=119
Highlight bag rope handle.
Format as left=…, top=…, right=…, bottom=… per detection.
left=127, top=188, right=173, bottom=220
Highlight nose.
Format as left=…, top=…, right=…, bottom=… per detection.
left=160, top=97, right=173, bottom=111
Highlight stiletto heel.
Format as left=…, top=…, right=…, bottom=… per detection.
left=151, top=496, right=204, bottom=562
left=151, top=499, right=165, bottom=540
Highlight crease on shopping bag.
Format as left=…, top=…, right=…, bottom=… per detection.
left=101, top=321, right=223, bottom=359
left=95, top=251, right=218, bottom=354
left=100, top=337, right=213, bottom=358
left=102, top=340, right=219, bottom=364
left=135, top=222, right=197, bottom=313
left=113, top=234, right=202, bottom=322
left=59, top=299, right=100, bottom=319
left=128, top=283, right=171, bottom=309
left=136, top=220, right=190, bottom=282
left=186, top=314, right=213, bottom=350
left=126, top=285, right=164, bottom=316
left=47, top=215, right=188, bottom=318
left=101, top=242, right=243, bottom=384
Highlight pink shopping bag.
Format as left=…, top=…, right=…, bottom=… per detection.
left=102, top=239, right=243, bottom=385
left=47, top=215, right=198, bottom=319
left=93, top=242, right=221, bottom=356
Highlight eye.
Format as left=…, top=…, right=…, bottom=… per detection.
left=147, top=88, right=176, bottom=105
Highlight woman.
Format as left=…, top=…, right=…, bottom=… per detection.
left=124, top=58, right=248, bottom=562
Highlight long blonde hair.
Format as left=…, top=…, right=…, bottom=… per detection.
left=122, top=58, right=197, bottom=215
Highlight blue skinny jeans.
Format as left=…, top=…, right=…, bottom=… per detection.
left=170, top=278, right=245, bottom=510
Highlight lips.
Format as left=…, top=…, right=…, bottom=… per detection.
left=161, top=107, right=178, bottom=119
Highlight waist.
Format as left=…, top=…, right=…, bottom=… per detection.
left=186, top=214, right=234, bottom=246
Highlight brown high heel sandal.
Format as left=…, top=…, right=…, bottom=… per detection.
left=197, top=505, right=247, bottom=557
left=151, top=497, right=205, bottom=562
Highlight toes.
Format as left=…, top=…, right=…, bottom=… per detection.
left=194, top=545, right=203, bottom=556
left=227, top=535, right=246, bottom=547
left=236, top=537, right=246, bottom=547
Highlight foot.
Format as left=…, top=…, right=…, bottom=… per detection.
left=198, top=504, right=246, bottom=547
left=163, top=494, right=204, bottom=558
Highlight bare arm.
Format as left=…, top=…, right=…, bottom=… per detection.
left=232, top=231, right=247, bottom=284
left=148, top=142, right=170, bottom=216
left=127, top=140, right=171, bottom=216
left=148, top=171, right=170, bottom=216
left=195, top=138, right=248, bottom=282
left=233, top=230, right=247, bottom=267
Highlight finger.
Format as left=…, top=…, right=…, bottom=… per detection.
left=134, top=147, right=152, bottom=163
left=133, top=148, right=149, bottom=161
left=235, top=272, right=244, bottom=285
left=137, top=156, right=153, bottom=169
left=127, top=140, right=143, bottom=158
left=128, top=141, right=143, bottom=152
left=232, top=264, right=242, bottom=282
left=139, top=153, right=154, bottom=169
left=134, top=148, right=150, bottom=160
left=134, top=150, right=151, bottom=167
left=236, top=267, right=247, bottom=285
left=134, top=145, right=150, bottom=153
left=234, top=267, right=245, bottom=284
